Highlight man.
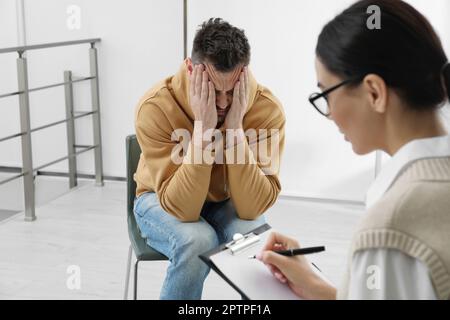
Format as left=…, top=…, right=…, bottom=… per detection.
left=133, top=18, right=285, bottom=299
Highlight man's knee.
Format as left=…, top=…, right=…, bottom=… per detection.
left=224, top=214, right=266, bottom=241
left=177, top=224, right=219, bottom=256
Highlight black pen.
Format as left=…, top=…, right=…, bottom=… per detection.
left=248, top=246, right=325, bottom=259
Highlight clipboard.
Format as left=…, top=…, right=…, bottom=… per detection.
left=199, top=223, right=327, bottom=300
left=199, top=223, right=271, bottom=300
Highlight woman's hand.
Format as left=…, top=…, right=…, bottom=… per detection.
left=256, top=232, right=337, bottom=300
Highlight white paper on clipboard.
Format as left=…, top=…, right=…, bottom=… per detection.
left=208, top=228, right=332, bottom=300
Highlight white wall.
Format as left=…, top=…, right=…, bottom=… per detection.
left=1, top=0, right=449, bottom=205
left=187, top=0, right=450, bottom=202
left=188, top=0, right=374, bottom=202
left=0, top=0, right=21, bottom=171
left=0, top=0, right=183, bottom=180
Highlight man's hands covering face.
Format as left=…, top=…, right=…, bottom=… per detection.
left=224, top=67, right=249, bottom=130
left=189, top=64, right=217, bottom=132
left=188, top=64, right=249, bottom=150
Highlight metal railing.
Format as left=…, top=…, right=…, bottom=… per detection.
left=0, top=38, right=104, bottom=221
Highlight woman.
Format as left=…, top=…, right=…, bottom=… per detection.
left=257, top=0, right=450, bottom=299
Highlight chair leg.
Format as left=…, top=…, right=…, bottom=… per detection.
left=123, top=244, right=132, bottom=300
left=133, top=259, right=140, bottom=300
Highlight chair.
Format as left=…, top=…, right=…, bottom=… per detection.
left=124, top=134, right=168, bottom=300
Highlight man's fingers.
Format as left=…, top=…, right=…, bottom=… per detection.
left=239, top=73, right=245, bottom=105
left=195, top=65, right=203, bottom=97
left=201, top=71, right=208, bottom=101
left=244, top=67, right=249, bottom=98
left=207, top=81, right=215, bottom=107
left=233, top=81, right=240, bottom=106
left=189, top=66, right=196, bottom=96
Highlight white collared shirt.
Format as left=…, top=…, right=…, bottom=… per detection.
left=349, top=135, right=450, bottom=300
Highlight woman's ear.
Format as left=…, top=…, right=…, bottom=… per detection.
left=362, top=74, right=388, bottom=114
left=185, top=58, right=193, bottom=75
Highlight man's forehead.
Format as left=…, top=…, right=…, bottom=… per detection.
left=204, top=63, right=243, bottom=91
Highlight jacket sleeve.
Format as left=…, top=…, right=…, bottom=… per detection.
left=135, top=101, right=213, bottom=222
left=225, top=105, right=285, bottom=220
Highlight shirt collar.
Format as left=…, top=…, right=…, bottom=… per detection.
left=365, top=134, right=450, bottom=208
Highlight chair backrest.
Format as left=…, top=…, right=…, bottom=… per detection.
left=126, top=134, right=141, bottom=216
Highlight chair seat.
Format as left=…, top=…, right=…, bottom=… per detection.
left=127, top=214, right=168, bottom=261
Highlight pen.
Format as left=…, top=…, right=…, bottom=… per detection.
left=248, top=246, right=325, bottom=259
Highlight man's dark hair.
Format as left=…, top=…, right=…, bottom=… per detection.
left=192, top=18, right=250, bottom=72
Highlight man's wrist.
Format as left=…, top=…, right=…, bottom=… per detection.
left=183, top=142, right=215, bottom=166
left=193, top=121, right=216, bottom=150
left=224, top=120, right=243, bottom=131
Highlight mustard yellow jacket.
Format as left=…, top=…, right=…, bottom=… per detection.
left=134, top=62, right=285, bottom=221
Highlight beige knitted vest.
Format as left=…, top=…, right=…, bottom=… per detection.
left=338, top=157, right=450, bottom=300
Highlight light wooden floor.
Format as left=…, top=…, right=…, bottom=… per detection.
left=0, top=210, right=18, bottom=222
left=0, top=180, right=364, bottom=300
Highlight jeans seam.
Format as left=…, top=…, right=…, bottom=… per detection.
left=139, top=214, right=177, bottom=258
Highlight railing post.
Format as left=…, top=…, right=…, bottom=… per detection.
left=17, top=52, right=36, bottom=221
left=64, top=70, right=77, bottom=188
left=89, top=44, right=104, bottom=186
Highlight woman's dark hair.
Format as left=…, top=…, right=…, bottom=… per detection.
left=192, top=18, right=250, bottom=72
left=316, top=0, right=450, bottom=110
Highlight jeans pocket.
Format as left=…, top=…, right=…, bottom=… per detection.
left=133, top=193, right=146, bottom=218
left=134, top=192, right=158, bottom=218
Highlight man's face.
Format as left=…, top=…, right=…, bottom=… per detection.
left=204, top=63, right=243, bottom=126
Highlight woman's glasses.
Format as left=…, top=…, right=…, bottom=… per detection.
left=308, top=77, right=363, bottom=117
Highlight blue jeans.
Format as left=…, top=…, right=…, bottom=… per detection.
left=133, top=192, right=265, bottom=300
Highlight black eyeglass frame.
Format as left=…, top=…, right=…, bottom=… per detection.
left=308, top=76, right=364, bottom=117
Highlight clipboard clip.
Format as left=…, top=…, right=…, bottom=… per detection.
left=225, top=232, right=260, bottom=255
